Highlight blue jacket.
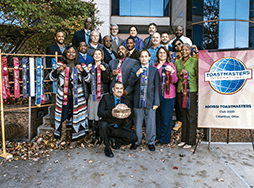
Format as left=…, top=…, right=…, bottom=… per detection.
left=79, top=52, right=94, bottom=66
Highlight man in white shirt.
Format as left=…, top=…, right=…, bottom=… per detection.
left=168, top=25, right=192, bottom=49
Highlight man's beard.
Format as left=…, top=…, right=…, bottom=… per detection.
left=127, top=47, right=134, bottom=51
left=176, top=34, right=182, bottom=38
left=56, top=40, right=64, bottom=45
left=161, top=41, right=169, bottom=45
left=118, top=52, right=125, bottom=58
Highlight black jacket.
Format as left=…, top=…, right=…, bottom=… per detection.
left=72, top=29, right=102, bottom=47
left=102, top=47, right=117, bottom=64
left=129, top=64, right=160, bottom=109
left=127, top=49, right=140, bottom=61
left=88, top=61, right=110, bottom=94
left=98, top=94, right=132, bottom=128
left=46, top=43, right=64, bottom=68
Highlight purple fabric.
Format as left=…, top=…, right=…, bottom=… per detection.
left=153, top=62, right=178, bottom=99
left=122, top=36, right=145, bottom=51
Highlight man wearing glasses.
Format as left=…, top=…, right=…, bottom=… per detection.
left=110, top=24, right=124, bottom=52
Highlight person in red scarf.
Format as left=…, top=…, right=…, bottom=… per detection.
left=87, top=49, right=110, bottom=144
left=153, top=47, right=178, bottom=145
left=174, top=43, right=198, bottom=149
left=50, top=45, right=91, bottom=148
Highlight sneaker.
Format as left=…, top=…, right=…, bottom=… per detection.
left=173, top=121, right=182, bottom=131
left=183, top=144, right=192, bottom=149
left=178, top=142, right=185, bottom=147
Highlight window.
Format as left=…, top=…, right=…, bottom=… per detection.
left=219, top=0, right=249, bottom=49
left=112, top=0, right=169, bottom=17
left=249, top=0, right=254, bottom=47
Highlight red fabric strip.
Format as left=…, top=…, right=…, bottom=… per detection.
left=96, top=65, right=102, bottom=101
left=182, top=73, right=188, bottom=108
left=165, top=70, right=171, bottom=98
left=63, top=67, right=69, bottom=105
left=2, top=57, right=10, bottom=99
left=14, top=57, right=20, bottom=98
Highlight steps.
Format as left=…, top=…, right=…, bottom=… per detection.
left=37, top=107, right=54, bottom=135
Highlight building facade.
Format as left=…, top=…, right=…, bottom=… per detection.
left=83, top=0, right=253, bottom=50
left=83, top=0, right=187, bottom=39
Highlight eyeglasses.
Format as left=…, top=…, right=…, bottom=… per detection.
left=174, top=43, right=182, bottom=48
left=105, top=40, right=113, bottom=42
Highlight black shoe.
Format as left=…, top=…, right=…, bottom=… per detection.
left=148, top=144, right=155, bottom=151
left=105, top=148, right=114, bottom=157
left=90, top=136, right=96, bottom=145
left=130, top=143, right=139, bottom=150
left=112, top=144, right=120, bottom=150
left=110, top=138, right=119, bottom=149
left=97, top=137, right=102, bottom=145
left=155, top=142, right=163, bottom=146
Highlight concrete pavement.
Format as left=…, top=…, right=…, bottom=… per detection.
left=0, top=143, right=253, bottom=188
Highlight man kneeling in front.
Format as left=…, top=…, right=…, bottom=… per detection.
left=98, top=81, right=137, bottom=157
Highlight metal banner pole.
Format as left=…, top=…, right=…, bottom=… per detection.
left=250, top=130, right=254, bottom=153
left=0, top=49, right=13, bottom=159
left=208, top=128, right=211, bottom=150
left=193, top=128, right=204, bottom=154
left=227, top=129, right=229, bottom=144
left=28, top=96, right=32, bottom=141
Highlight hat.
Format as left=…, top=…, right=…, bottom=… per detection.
left=112, top=103, right=131, bottom=119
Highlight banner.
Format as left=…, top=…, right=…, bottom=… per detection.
left=29, top=58, right=35, bottom=97
left=198, top=50, right=254, bottom=129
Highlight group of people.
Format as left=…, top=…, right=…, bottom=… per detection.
left=46, top=17, right=199, bottom=158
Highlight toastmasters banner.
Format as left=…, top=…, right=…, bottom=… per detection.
left=198, top=50, right=254, bottom=129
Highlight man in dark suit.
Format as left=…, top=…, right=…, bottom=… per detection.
left=98, top=81, right=137, bottom=157
left=110, top=24, right=124, bottom=52
left=72, top=17, right=102, bottom=48
left=46, top=31, right=66, bottom=128
left=77, top=41, right=94, bottom=66
left=126, top=37, right=140, bottom=61
left=102, top=35, right=117, bottom=64
left=87, top=31, right=104, bottom=57
left=143, top=23, right=157, bottom=49
left=109, top=45, right=139, bottom=100
left=46, top=31, right=66, bottom=68
left=128, top=50, right=160, bottom=151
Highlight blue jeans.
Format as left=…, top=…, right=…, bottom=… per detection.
left=156, top=98, right=175, bottom=143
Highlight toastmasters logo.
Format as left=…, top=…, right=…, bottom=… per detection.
left=205, top=57, right=252, bottom=95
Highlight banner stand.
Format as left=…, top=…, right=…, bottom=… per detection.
left=227, top=129, right=230, bottom=144
left=250, top=130, right=254, bottom=152
left=0, top=51, right=61, bottom=159
left=28, top=97, right=32, bottom=141
left=208, top=128, right=211, bottom=150
left=193, top=128, right=204, bottom=154
left=194, top=128, right=254, bottom=154
left=0, top=49, right=13, bottom=159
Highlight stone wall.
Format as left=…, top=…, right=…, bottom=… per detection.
left=0, top=105, right=48, bottom=140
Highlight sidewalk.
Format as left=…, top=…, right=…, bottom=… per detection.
left=0, top=143, right=253, bottom=188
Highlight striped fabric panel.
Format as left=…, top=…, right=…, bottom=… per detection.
left=50, top=62, right=90, bottom=140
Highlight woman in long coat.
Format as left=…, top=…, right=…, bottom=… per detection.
left=50, top=45, right=91, bottom=147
